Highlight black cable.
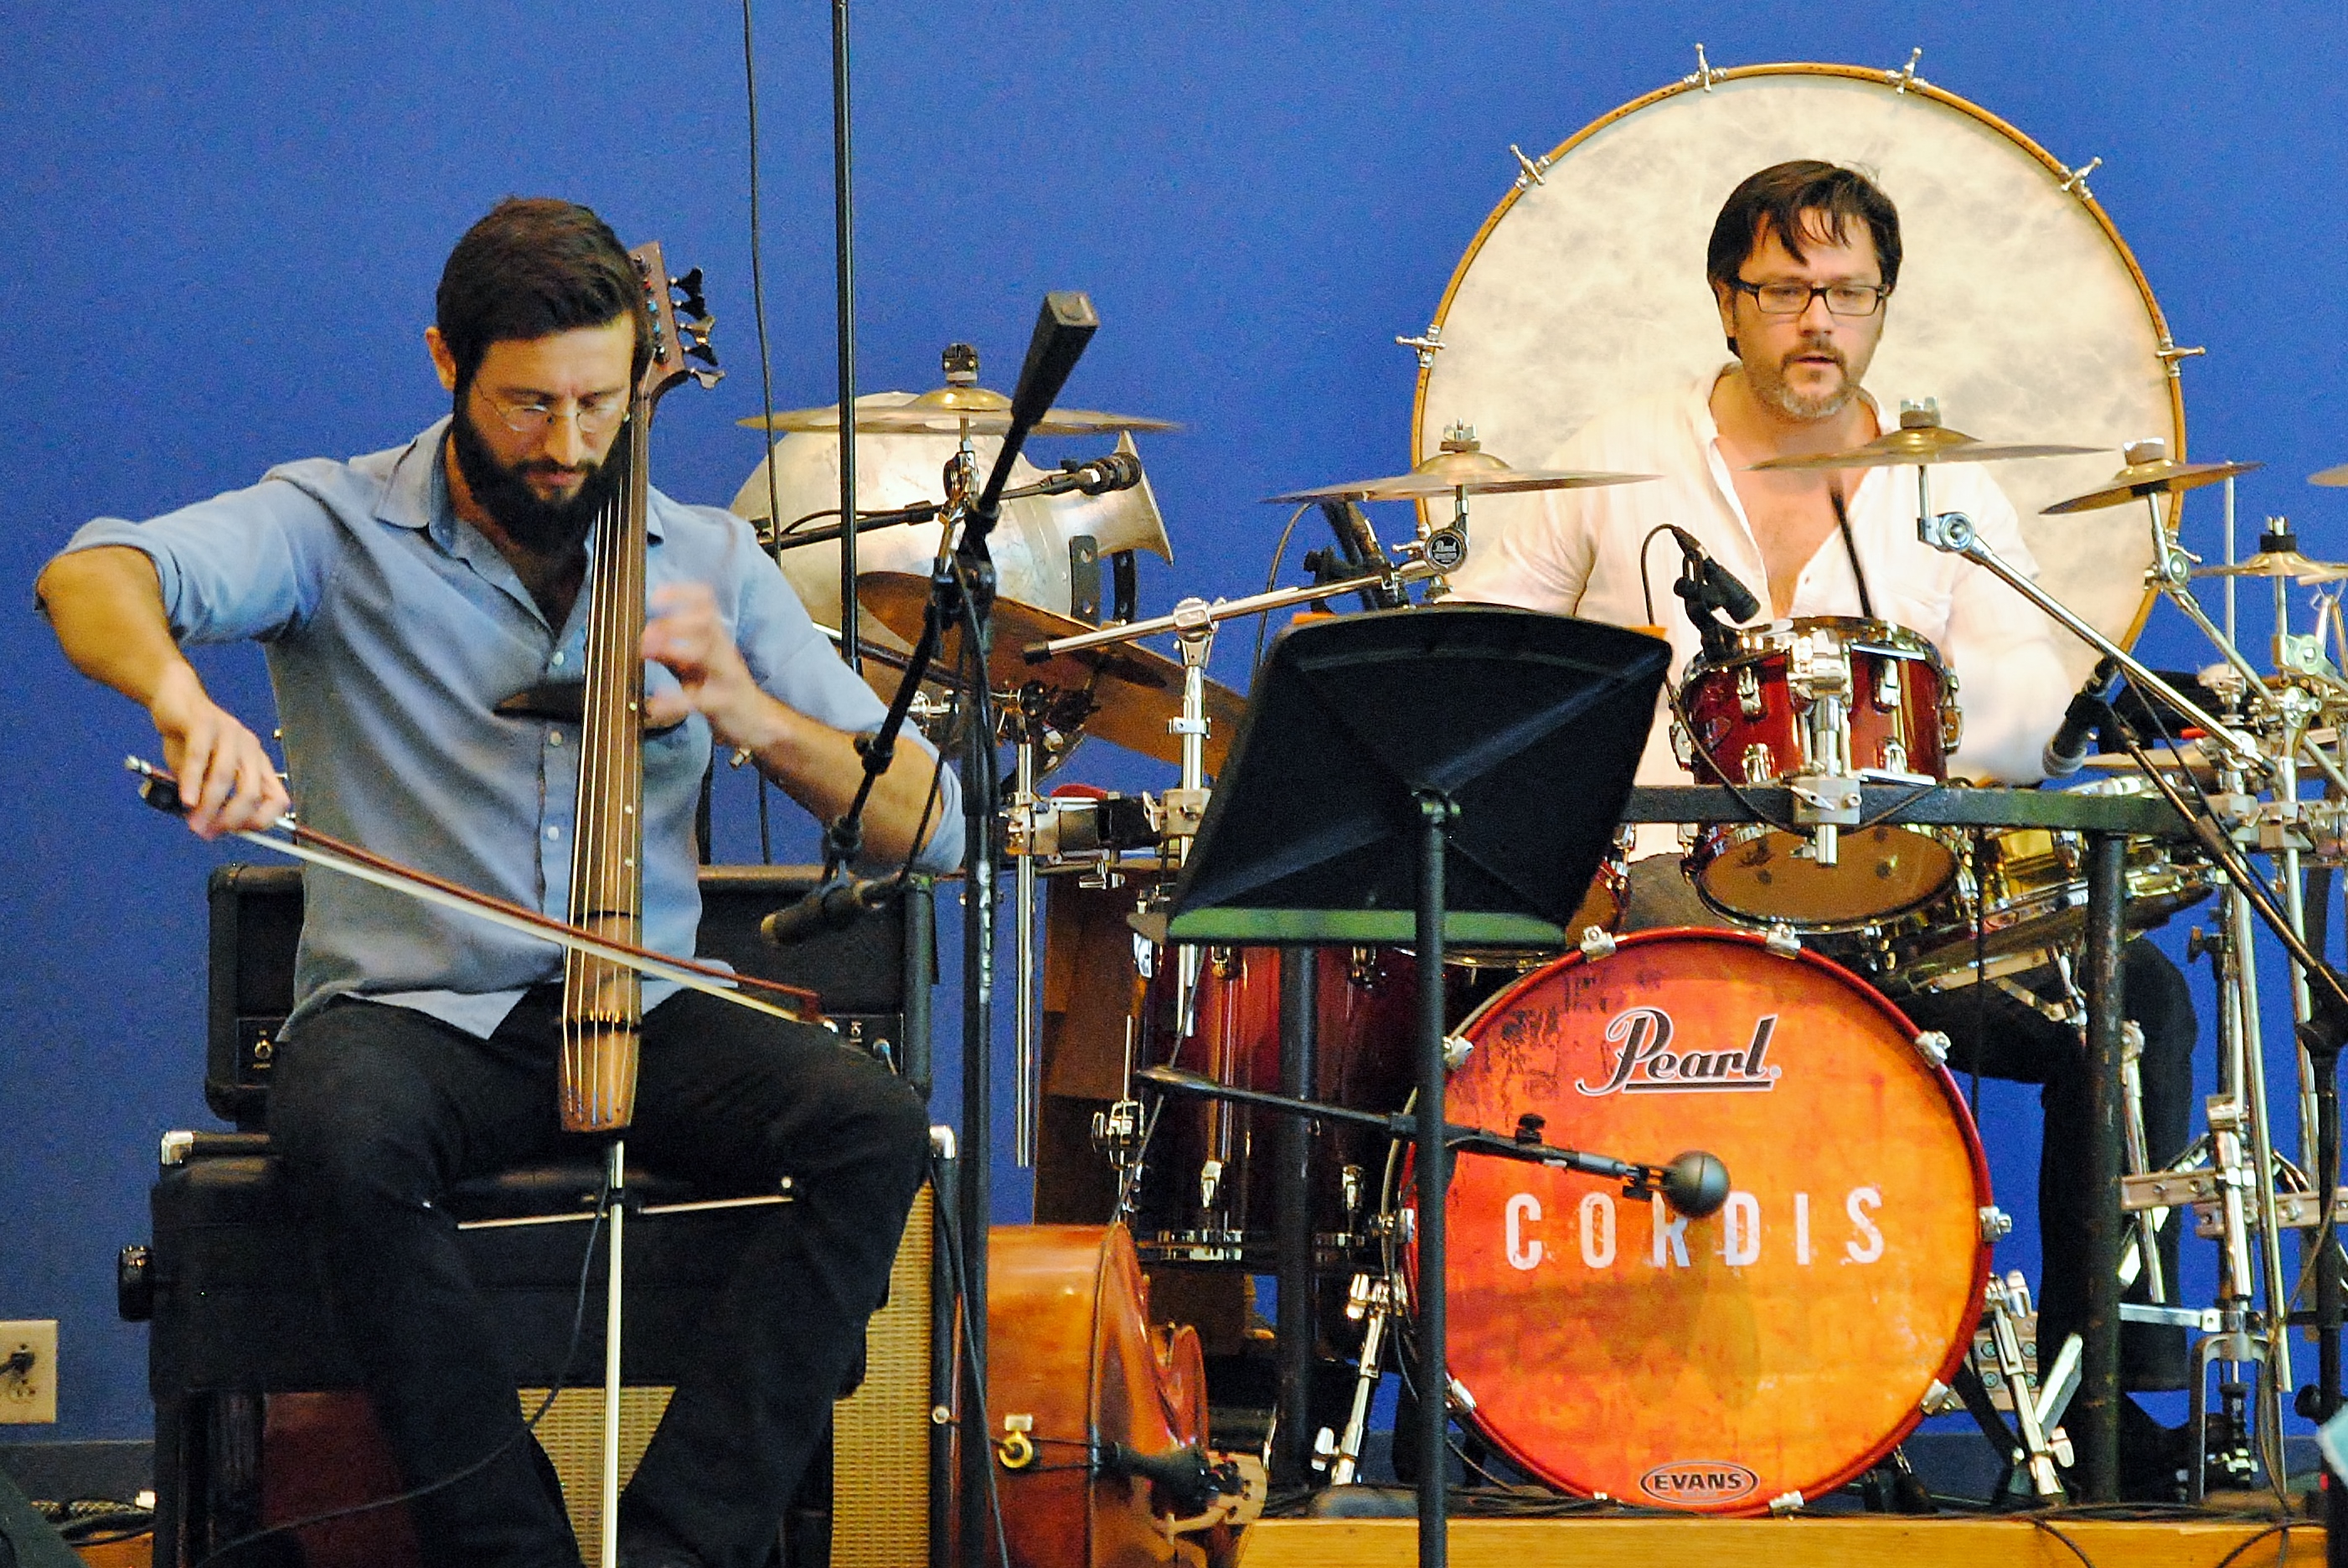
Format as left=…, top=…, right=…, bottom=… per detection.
left=1251, top=503, right=1313, bottom=678
left=926, top=1141, right=1016, bottom=1568
left=189, top=1168, right=614, bottom=1568
left=1637, top=524, right=1676, bottom=629
left=2025, top=1514, right=2100, bottom=1568
left=1830, top=481, right=1875, bottom=622
left=741, top=0, right=787, bottom=864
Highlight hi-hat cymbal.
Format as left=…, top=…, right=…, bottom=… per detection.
left=1266, top=428, right=1653, bottom=503
left=2313, top=464, right=2348, bottom=487
left=856, top=571, right=1244, bottom=771
left=740, top=382, right=1179, bottom=436
left=2042, top=439, right=2263, bottom=514
left=2190, top=549, right=2348, bottom=580
left=1747, top=400, right=2099, bottom=473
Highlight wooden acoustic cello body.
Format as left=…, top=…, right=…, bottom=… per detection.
left=976, top=1224, right=1237, bottom=1568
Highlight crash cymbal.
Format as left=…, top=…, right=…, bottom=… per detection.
left=1266, top=427, right=1653, bottom=503
left=2042, top=439, right=2264, bottom=513
left=1747, top=400, right=2100, bottom=472
left=856, top=571, right=1244, bottom=771
left=740, top=382, right=1179, bottom=437
left=2313, top=464, right=2348, bottom=487
left=2191, top=549, right=2348, bottom=581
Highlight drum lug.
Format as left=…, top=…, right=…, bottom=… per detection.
left=1763, top=924, right=1802, bottom=959
left=1979, top=1204, right=2015, bottom=1244
left=1740, top=743, right=1776, bottom=786
left=1920, top=1379, right=1964, bottom=1417
left=1669, top=716, right=1695, bottom=771
left=1912, top=1029, right=1951, bottom=1067
left=1578, top=926, right=1618, bottom=962
left=1766, top=1490, right=1805, bottom=1515
left=1442, top=1034, right=1473, bottom=1071
left=1876, top=658, right=1902, bottom=714
left=1446, top=1376, right=1477, bottom=1414
left=1736, top=663, right=1763, bottom=719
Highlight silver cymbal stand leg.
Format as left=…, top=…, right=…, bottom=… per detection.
left=2191, top=1090, right=2269, bottom=1501
left=1323, top=1271, right=1396, bottom=1485
left=1160, top=599, right=1217, bottom=1066
left=601, top=1137, right=626, bottom=1568
left=1013, top=735, right=1040, bottom=1168
left=2222, top=828, right=2297, bottom=1429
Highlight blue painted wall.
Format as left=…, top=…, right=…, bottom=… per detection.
left=3, top=1, right=2344, bottom=1442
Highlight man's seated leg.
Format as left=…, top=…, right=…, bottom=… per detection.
left=270, top=993, right=583, bottom=1568
left=616, top=989, right=931, bottom=1568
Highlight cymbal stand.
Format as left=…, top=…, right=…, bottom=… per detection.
left=1009, top=698, right=1043, bottom=1168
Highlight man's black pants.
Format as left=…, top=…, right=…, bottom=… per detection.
left=269, top=985, right=931, bottom=1568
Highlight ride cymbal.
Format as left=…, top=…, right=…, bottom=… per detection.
left=741, top=381, right=1178, bottom=436
left=2042, top=439, right=2263, bottom=514
left=1747, top=401, right=2099, bottom=473
left=855, top=571, right=1244, bottom=771
left=2189, top=549, right=2348, bottom=581
left=1267, top=427, right=1653, bottom=503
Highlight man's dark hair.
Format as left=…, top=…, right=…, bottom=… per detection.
left=1706, top=160, right=1903, bottom=299
left=435, top=197, right=651, bottom=392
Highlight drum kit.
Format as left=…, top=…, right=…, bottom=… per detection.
left=733, top=54, right=2348, bottom=1524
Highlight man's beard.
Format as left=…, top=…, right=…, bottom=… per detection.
left=1747, top=335, right=1859, bottom=422
left=447, top=400, right=626, bottom=554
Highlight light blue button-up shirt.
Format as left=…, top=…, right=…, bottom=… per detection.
left=62, top=417, right=962, bottom=1036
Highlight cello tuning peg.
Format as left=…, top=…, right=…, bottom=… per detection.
left=689, top=367, right=724, bottom=389
left=670, top=266, right=704, bottom=297
left=686, top=338, right=720, bottom=369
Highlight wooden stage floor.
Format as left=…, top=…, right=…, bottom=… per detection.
left=1232, top=1514, right=2314, bottom=1568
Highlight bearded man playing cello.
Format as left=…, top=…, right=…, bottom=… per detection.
left=37, top=198, right=960, bottom=1567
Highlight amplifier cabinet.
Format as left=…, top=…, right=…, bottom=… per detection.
left=204, top=864, right=935, bottom=1127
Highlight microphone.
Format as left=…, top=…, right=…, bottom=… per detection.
left=1093, top=1443, right=1241, bottom=1515
left=759, top=877, right=901, bottom=946
left=1318, top=501, right=1407, bottom=609
left=1659, top=1149, right=1731, bottom=1219
left=1666, top=526, right=1761, bottom=623
left=1056, top=450, right=1143, bottom=495
left=2041, top=657, right=2123, bottom=779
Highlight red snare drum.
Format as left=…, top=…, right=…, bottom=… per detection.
left=1676, top=617, right=1964, bottom=930
left=1408, top=930, right=1991, bottom=1514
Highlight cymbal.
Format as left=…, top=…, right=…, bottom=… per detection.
left=740, top=382, right=1179, bottom=436
left=2042, top=440, right=2264, bottom=514
left=2190, top=549, right=2348, bottom=581
left=1266, top=428, right=1653, bottom=503
left=856, top=571, right=1245, bottom=771
left=1747, top=400, right=2099, bottom=473
left=2313, top=464, right=2348, bottom=487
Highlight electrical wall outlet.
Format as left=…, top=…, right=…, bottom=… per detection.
left=0, top=1321, right=57, bottom=1423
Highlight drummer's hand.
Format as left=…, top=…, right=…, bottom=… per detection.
left=642, top=582, right=764, bottom=745
left=148, top=663, right=290, bottom=839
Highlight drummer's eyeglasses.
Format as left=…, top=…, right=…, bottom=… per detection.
left=1730, top=279, right=1890, bottom=317
left=475, top=388, right=632, bottom=437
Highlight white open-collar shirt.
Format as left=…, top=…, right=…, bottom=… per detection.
left=1446, top=369, right=2072, bottom=854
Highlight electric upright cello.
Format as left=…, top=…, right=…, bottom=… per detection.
left=560, top=242, right=720, bottom=1133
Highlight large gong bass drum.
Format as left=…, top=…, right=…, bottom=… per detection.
left=1413, top=59, right=2188, bottom=688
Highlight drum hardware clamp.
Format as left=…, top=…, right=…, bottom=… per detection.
left=1885, top=46, right=1924, bottom=93
left=1394, top=323, right=1443, bottom=369
left=1507, top=144, right=1551, bottom=190
left=1763, top=924, right=1802, bottom=958
left=1914, top=1029, right=1953, bottom=1068
left=2057, top=155, right=2103, bottom=199
left=1979, top=1205, right=2014, bottom=1244
left=1681, top=44, right=1717, bottom=92
left=1578, top=927, right=1618, bottom=961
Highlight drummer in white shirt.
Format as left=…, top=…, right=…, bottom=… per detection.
left=1448, top=159, right=2197, bottom=1498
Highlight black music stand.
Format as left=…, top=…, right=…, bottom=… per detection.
left=1165, top=605, right=1665, bottom=1565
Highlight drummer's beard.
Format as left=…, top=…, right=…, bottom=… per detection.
left=1750, top=334, right=1858, bottom=422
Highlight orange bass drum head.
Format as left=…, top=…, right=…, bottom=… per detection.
left=1410, top=929, right=1991, bottom=1514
